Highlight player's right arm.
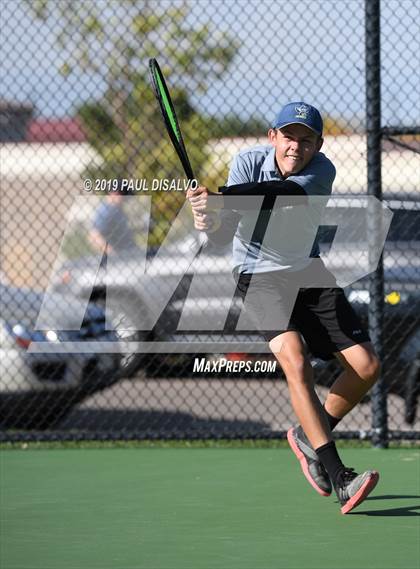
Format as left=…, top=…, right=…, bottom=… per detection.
left=186, top=151, right=251, bottom=241
left=186, top=184, right=241, bottom=245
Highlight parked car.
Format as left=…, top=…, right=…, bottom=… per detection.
left=51, top=196, right=420, bottom=422
left=0, top=282, right=121, bottom=429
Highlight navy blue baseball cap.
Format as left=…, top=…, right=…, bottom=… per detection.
left=272, top=102, right=323, bottom=135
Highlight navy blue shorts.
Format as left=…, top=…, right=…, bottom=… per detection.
left=235, top=264, right=370, bottom=361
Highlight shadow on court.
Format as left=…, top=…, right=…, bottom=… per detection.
left=349, top=494, right=420, bottom=516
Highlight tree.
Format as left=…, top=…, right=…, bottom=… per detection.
left=29, top=0, right=238, bottom=244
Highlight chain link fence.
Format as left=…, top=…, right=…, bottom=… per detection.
left=0, top=0, right=419, bottom=442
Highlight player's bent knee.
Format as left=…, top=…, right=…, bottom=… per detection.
left=269, top=332, right=311, bottom=379
left=363, top=356, right=381, bottom=385
left=272, top=351, right=309, bottom=381
left=357, top=354, right=381, bottom=385
left=268, top=335, right=284, bottom=354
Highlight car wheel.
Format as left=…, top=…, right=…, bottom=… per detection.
left=96, top=293, right=151, bottom=379
left=0, top=391, right=79, bottom=430
left=404, top=357, right=419, bottom=424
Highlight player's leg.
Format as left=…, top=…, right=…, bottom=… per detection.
left=293, top=288, right=380, bottom=512
left=324, top=342, right=380, bottom=422
left=277, top=332, right=380, bottom=513
left=234, top=273, right=336, bottom=497
left=237, top=272, right=379, bottom=512
left=269, top=331, right=331, bottom=449
left=271, top=329, right=379, bottom=514
left=269, top=331, right=333, bottom=496
left=321, top=353, right=380, bottom=514
left=321, top=375, right=379, bottom=514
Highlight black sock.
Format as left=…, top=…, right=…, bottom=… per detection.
left=323, top=407, right=341, bottom=431
left=315, top=441, right=345, bottom=485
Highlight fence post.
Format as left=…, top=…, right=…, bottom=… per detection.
left=365, top=0, right=388, bottom=448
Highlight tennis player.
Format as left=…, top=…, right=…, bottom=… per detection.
left=187, top=102, right=380, bottom=514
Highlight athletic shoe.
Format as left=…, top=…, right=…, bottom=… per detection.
left=287, top=426, right=332, bottom=497
left=334, top=467, right=380, bottom=514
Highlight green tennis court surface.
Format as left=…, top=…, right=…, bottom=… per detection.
left=1, top=447, right=419, bottom=569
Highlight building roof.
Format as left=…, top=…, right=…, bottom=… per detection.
left=26, top=117, right=87, bottom=143
left=0, top=142, right=99, bottom=180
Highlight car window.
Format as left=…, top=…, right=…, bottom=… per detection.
left=317, top=204, right=419, bottom=249
left=386, top=209, right=420, bottom=241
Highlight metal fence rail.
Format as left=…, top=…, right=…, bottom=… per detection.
left=0, top=0, right=419, bottom=443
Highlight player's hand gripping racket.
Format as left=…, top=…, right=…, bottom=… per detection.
left=149, top=58, right=195, bottom=181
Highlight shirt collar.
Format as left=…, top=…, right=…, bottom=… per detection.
left=261, top=147, right=282, bottom=177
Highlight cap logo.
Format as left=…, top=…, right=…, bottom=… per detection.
left=295, top=104, right=310, bottom=119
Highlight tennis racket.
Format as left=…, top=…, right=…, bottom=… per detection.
left=149, top=59, right=307, bottom=211
left=149, top=58, right=195, bottom=181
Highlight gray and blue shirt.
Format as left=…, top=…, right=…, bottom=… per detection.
left=208, top=145, right=336, bottom=274
left=93, top=201, right=137, bottom=251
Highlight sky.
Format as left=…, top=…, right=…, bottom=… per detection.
left=1, top=0, right=419, bottom=129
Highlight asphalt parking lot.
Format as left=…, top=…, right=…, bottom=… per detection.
left=59, top=372, right=418, bottom=437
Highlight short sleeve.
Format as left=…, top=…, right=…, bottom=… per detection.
left=227, top=153, right=252, bottom=186
left=93, top=203, right=111, bottom=234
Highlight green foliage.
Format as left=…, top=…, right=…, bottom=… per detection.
left=77, top=103, right=122, bottom=151
left=323, top=116, right=352, bottom=135
left=28, top=0, right=239, bottom=244
left=61, top=227, right=94, bottom=260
